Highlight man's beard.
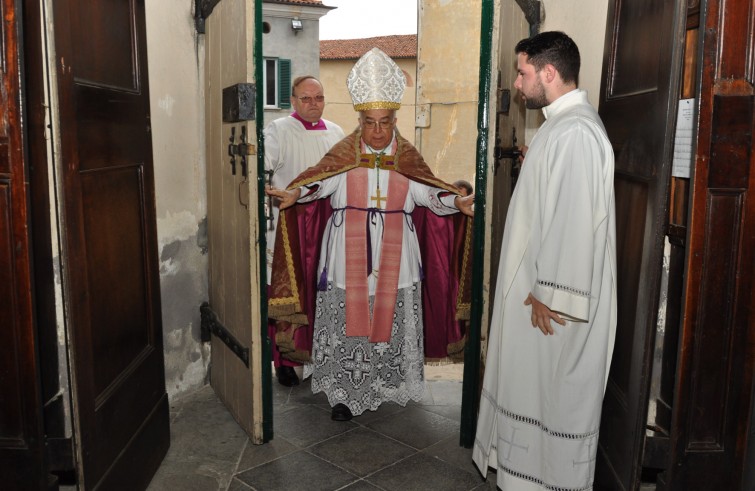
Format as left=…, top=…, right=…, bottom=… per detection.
left=524, top=82, right=548, bottom=110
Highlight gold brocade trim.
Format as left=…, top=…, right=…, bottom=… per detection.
left=456, top=218, right=473, bottom=320
left=357, top=154, right=396, bottom=170
left=283, top=348, right=312, bottom=364
left=270, top=211, right=301, bottom=311
left=353, top=101, right=402, bottom=111
left=447, top=332, right=468, bottom=360
left=275, top=327, right=312, bottom=363
left=267, top=299, right=308, bottom=324
left=394, top=130, right=403, bottom=163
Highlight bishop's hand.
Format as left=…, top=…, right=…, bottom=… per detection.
left=455, top=194, right=475, bottom=217
left=265, top=185, right=301, bottom=210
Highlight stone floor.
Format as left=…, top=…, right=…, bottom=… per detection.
left=144, top=364, right=659, bottom=491
left=146, top=364, right=493, bottom=491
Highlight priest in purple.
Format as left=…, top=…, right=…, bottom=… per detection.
left=264, top=75, right=344, bottom=387
left=266, top=48, right=474, bottom=421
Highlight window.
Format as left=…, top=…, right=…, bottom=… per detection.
left=263, top=58, right=291, bottom=109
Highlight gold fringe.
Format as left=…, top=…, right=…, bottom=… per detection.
left=424, top=357, right=463, bottom=366
left=282, top=348, right=312, bottom=364
left=275, top=330, right=311, bottom=364
left=447, top=332, right=468, bottom=360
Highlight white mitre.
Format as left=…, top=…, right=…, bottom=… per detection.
left=346, top=47, right=407, bottom=111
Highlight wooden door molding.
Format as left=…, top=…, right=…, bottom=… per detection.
left=0, top=0, right=48, bottom=486
left=664, top=0, right=755, bottom=487
left=595, top=0, right=687, bottom=488
left=52, top=0, right=170, bottom=487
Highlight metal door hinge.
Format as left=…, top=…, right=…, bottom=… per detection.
left=200, top=302, right=250, bottom=367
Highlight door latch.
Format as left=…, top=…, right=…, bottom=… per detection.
left=228, top=125, right=256, bottom=177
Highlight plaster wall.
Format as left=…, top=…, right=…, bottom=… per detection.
left=145, top=0, right=209, bottom=398
left=416, top=0, right=481, bottom=185
left=320, top=58, right=417, bottom=143
left=540, top=0, right=608, bottom=110
left=518, top=0, right=610, bottom=143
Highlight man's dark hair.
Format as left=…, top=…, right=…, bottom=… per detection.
left=292, top=75, right=322, bottom=96
left=515, top=31, right=580, bottom=85
left=453, top=179, right=474, bottom=196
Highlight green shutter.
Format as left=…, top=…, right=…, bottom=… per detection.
left=278, top=59, right=292, bottom=109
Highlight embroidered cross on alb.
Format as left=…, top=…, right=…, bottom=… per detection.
left=371, top=152, right=387, bottom=208
left=371, top=188, right=386, bottom=208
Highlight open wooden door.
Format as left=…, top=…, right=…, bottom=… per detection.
left=202, top=0, right=268, bottom=443
left=662, top=0, right=755, bottom=487
left=0, top=0, right=48, bottom=487
left=51, top=0, right=170, bottom=488
left=595, top=0, right=687, bottom=488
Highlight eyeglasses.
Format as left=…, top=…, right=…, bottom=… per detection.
left=295, top=95, right=325, bottom=104
left=361, top=120, right=395, bottom=130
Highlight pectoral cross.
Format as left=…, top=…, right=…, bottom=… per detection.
left=371, top=188, right=386, bottom=208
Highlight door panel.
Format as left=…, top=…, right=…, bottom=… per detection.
left=52, top=0, right=169, bottom=488
left=596, top=0, right=686, bottom=488
left=203, top=0, right=265, bottom=443
left=665, top=0, right=755, bottom=486
left=0, top=0, right=47, bottom=487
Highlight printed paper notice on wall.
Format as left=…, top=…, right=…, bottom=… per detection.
left=672, top=98, right=695, bottom=178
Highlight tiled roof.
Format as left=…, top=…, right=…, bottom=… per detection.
left=263, top=0, right=330, bottom=6
left=320, top=35, right=418, bottom=60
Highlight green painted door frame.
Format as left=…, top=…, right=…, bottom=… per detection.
left=254, top=0, right=273, bottom=443
left=254, top=0, right=495, bottom=447
left=460, top=0, right=494, bottom=448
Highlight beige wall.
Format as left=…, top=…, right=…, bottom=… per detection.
left=515, top=0, right=610, bottom=143
left=145, top=0, right=209, bottom=398
left=320, top=57, right=417, bottom=143
left=541, top=0, right=608, bottom=110
left=416, top=0, right=481, bottom=186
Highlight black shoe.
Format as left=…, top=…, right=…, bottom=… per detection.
left=331, top=403, right=353, bottom=421
left=276, top=366, right=299, bottom=387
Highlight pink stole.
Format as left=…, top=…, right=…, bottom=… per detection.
left=345, top=167, right=409, bottom=343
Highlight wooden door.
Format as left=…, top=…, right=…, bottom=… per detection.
left=51, top=0, right=170, bottom=488
left=203, top=0, right=267, bottom=443
left=595, top=0, right=687, bottom=488
left=0, top=0, right=48, bottom=488
left=663, top=0, right=755, bottom=487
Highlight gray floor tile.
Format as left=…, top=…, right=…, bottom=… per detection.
left=310, top=427, right=415, bottom=477
left=424, top=380, right=463, bottom=406
left=422, top=435, right=481, bottom=478
left=351, top=401, right=406, bottom=425
left=471, top=480, right=498, bottom=491
left=366, top=406, right=459, bottom=450
left=274, top=404, right=358, bottom=447
left=150, top=386, right=247, bottom=490
left=235, top=436, right=300, bottom=473
left=286, top=378, right=332, bottom=406
left=235, top=450, right=357, bottom=491
left=420, top=402, right=462, bottom=421
left=147, top=460, right=226, bottom=490
left=366, top=452, right=484, bottom=491
left=339, top=480, right=384, bottom=490
left=226, top=478, right=253, bottom=491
